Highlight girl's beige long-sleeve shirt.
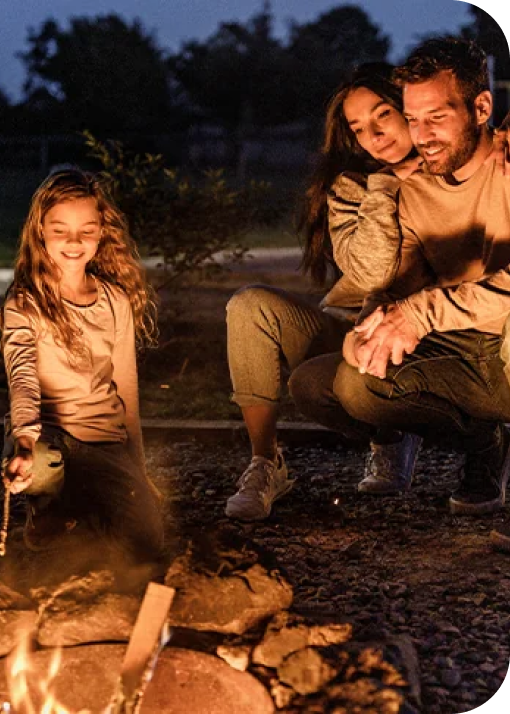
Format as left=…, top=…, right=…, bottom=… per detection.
left=2, top=279, right=145, bottom=471
left=320, top=171, right=403, bottom=310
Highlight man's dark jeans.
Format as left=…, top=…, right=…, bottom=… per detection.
left=289, top=330, right=510, bottom=453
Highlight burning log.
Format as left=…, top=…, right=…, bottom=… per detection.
left=2, top=583, right=175, bottom=714
left=107, top=583, right=175, bottom=714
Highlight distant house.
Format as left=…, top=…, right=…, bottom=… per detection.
left=470, top=3, right=510, bottom=125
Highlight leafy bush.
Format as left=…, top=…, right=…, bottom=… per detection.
left=83, top=131, right=284, bottom=287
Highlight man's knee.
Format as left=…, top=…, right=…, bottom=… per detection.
left=334, top=361, right=390, bottom=422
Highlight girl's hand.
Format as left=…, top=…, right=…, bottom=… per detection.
left=3, top=436, right=35, bottom=494
left=354, top=305, right=385, bottom=339
left=489, top=112, right=510, bottom=177
left=342, top=330, right=359, bottom=367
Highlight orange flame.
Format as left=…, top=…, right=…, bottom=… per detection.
left=4, top=631, right=91, bottom=714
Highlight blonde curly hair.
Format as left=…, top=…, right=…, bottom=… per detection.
left=6, top=168, right=157, bottom=352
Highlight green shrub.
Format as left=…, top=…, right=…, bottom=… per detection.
left=83, top=131, right=284, bottom=287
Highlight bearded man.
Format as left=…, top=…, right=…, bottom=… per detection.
left=290, top=37, right=510, bottom=550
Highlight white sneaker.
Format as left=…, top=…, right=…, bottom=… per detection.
left=225, top=450, right=294, bottom=521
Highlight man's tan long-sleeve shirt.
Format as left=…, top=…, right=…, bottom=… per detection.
left=393, top=159, right=510, bottom=338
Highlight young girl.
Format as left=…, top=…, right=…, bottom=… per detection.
left=1, top=169, right=164, bottom=566
left=225, top=63, right=423, bottom=522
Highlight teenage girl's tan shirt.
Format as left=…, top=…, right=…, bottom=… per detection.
left=1, top=280, right=145, bottom=471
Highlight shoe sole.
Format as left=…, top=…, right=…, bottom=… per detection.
left=358, top=435, right=422, bottom=494
left=449, top=495, right=504, bottom=516
left=489, top=528, right=510, bottom=552
left=225, top=479, right=295, bottom=522
left=358, top=480, right=412, bottom=494
left=449, top=427, right=510, bottom=516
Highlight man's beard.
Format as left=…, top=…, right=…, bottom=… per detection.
left=419, top=113, right=481, bottom=175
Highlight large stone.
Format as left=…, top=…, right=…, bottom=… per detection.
left=144, top=648, right=275, bottom=713
left=0, top=643, right=125, bottom=711
left=326, top=678, right=405, bottom=714
left=252, top=611, right=352, bottom=668
left=277, top=646, right=338, bottom=696
left=32, top=570, right=141, bottom=647
left=0, top=644, right=275, bottom=714
left=164, top=553, right=292, bottom=634
left=0, top=610, right=37, bottom=656
left=0, top=583, right=33, bottom=610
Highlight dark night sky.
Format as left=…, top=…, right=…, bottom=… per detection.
left=0, top=0, right=507, bottom=102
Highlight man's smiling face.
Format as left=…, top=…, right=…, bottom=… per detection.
left=403, top=69, right=481, bottom=176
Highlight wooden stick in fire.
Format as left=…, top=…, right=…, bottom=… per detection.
left=0, top=482, right=11, bottom=557
left=107, top=581, right=176, bottom=714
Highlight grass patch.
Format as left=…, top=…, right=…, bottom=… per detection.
left=241, top=220, right=301, bottom=250
left=140, top=376, right=239, bottom=420
left=139, top=369, right=300, bottom=421
left=137, top=295, right=304, bottom=422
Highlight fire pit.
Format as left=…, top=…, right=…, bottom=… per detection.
left=1, top=644, right=274, bottom=713
left=0, top=583, right=275, bottom=713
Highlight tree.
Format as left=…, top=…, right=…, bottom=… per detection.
left=18, top=14, right=175, bottom=134
left=170, top=2, right=391, bottom=130
left=168, top=2, right=295, bottom=131
left=287, top=5, right=390, bottom=120
left=460, top=5, right=510, bottom=125
left=83, top=131, right=284, bottom=290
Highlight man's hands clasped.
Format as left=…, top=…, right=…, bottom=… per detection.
left=346, top=304, right=420, bottom=379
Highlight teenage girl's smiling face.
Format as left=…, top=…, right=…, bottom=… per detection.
left=42, top=198, right=101, bottom=277
left=343, top=86, right=413, bottom=164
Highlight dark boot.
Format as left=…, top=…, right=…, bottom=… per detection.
left=450, top=424, right=510, bottom=515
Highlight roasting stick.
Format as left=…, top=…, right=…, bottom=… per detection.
left=0, top=481, right=10, bottom=557
left=108, top=582, right=176, bottom=714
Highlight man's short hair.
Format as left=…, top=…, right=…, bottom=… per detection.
left=393, top=36, right=489, bottom=107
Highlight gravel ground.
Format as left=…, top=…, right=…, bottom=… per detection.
left=146, top=435, right=510, bottom=714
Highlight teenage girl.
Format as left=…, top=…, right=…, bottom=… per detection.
left=1, top=169, right=164, bottom=566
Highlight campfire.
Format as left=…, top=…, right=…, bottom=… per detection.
left=1, top=580, right=275, bottom=714
left=4, top=630, right=70, bottom=713
left=2, top=584, right=175, bottom=714
left=0, top=534, right=418, bottom=713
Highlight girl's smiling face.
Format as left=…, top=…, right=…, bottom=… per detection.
left=42, top=198, right=101, bottom=278
left=343, top=86, right=413, bottom=164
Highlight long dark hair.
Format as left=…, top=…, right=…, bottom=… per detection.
left=300, top=62, right=404, bottom=286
